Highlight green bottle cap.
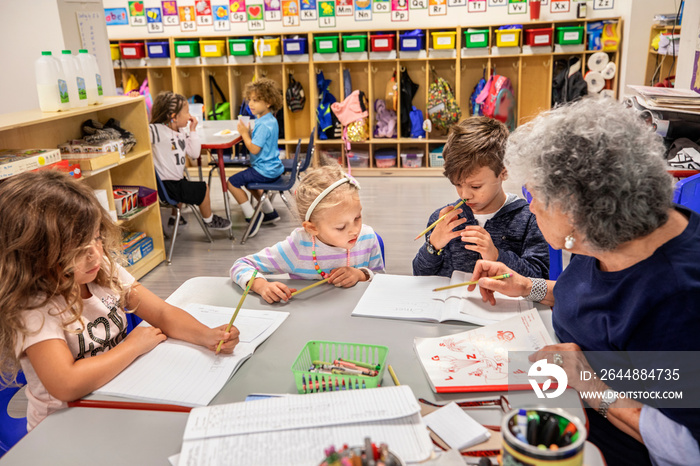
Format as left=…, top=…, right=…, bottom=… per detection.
left=41, top=51, right=52, bottom=55
left=79, top=49, right=88, bottom=53
left=62, top=50, right=72, bottom=54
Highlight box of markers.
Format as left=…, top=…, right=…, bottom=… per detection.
left=291, top=340, right=388, bottom=394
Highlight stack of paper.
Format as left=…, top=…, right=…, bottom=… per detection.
left=94, top=304, right=289, bottom=406
left=178, top=385, right=433, bottom=465
left=423, top=402, right=490, bottom=450
left=628, top=86, right=700, bottom=112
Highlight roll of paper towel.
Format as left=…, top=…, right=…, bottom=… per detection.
left=587, top=52, right=609, bottom=72
left=584, top=71, right=605, bottom=93
left=601, top=62, right=617, bottom=80
left=600, top=89, right=615, bottom=99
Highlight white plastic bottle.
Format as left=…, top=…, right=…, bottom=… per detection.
left=35, top=51, right=70, bottom=112
left=59, top=50, right=88, bottom=108
left=77, top=49, right=104, bottom=105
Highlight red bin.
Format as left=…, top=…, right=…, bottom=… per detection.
left=119, top=42, right=146, bottom=59
left=370, top=34, right=395, bottom=52
left=524, top=28, right=553, bottom=47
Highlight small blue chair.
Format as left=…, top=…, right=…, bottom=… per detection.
left=282, top=127, right=315, bottom=176
left=155, top=172, right=213, bottom=265
left=375, top=232, right=385, bottom=267
left=673, top=173, right=700, bottom=213
left=521, top=186, right=563, bottom=280
left=0, top=371, right=27, bottom=457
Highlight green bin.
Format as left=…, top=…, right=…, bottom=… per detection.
left=174, top=40, right=200, bottom=58
left=229, top=38, right=254, bottom=56
left=314, top=36, right=339, bottom=54
left=464, top=29, right=489, bottom=48
left=342, top=35, right=367, bottom=53
left=555, top=26, right=584, bottom=45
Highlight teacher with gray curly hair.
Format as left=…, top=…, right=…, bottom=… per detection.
left=468, top=98, right=700, bottom=466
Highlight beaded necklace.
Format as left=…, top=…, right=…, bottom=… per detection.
left=311, top=236, right=350, bottom=278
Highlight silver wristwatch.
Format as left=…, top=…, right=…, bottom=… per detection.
left=598, top=388, right=618, bottom=418
left=425, top=240, right=443, bottom=256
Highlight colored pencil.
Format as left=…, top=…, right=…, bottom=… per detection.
left=291, top=277, right=330, bottom=297
left=388, top=365, right=401, bottom=386
left=414, top=199, right=466, bottom=241
left=432, top=273, right=511, bottom=292
left=67, top=399, right=192, bottom=413
left=216, top=270, right=257, bottom=354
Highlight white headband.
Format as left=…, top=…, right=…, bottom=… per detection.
left=304, top=174, right=361, bottom=222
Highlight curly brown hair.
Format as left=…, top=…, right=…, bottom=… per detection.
left=0, top=171, right=128, bottom=386
left=244, top=78, right=283, bottom=114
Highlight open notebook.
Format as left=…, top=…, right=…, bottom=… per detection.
left=93, top=304, right=288, bottom=406
left=414, top=309, right=555, bottom=393
left=352, top=272, right=534, bottom=325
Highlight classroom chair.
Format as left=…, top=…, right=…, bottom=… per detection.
left=375, top=232, right=385, bottom=266
left=673, top=173, right=700, bottom=213
left=155, top=172, right=214, bottom=265
left=0, top=371, right=27, bottom=458
left=521, top=186, right=564, bottom=280
left=282, top=127, right=315, bottom=176
left=241, top=139, right=302, bottom=244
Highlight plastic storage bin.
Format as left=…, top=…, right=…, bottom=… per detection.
left=291, top=340, right=389, bottom=394
left=374, top=149, right=397, bottom=168
left=524, top=28, right=553, bottom=47
left=119, top=42, right=145, bottom=59
left=429, top=146, right=444, bottom=167
left=399, top=31, right=424, bottom=51
left=200, top=39, right=226, bottom=57
left=464, top=29, right=489, bottom=48
left=342, top=35, right=367, bottom=53
left=370, top=34, right=395, bottom=52
left=431, top=31, right=457, bottom=49
left=347, top=150, right=369, bottom=168
left=555, top=26, right=584, bottom=45
left=229, top=38, right=254, bottom=56
left=110, top=44, right=120, bottom=60
left=283, top=37, right=307, bottom=55
left=401, top=149, right=424, bottom=168
left=114, top=185, right=157, bottom=207
left=314, top=35, right=339, bottom=53
left=147, top=41, right=170, bottom=58
left=495, top=29, right=521, bottom=47
left=256, top=37, right=281, bottom=56
left=174, top=40, right=200, bottom=57
left=320, top=149, right=342, bottom=164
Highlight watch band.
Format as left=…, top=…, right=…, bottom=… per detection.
left=598, top=388, right=618, bottom=418
left=526, top=278, right=547, bottom=302
left=425, top=241, right=443, bottom=256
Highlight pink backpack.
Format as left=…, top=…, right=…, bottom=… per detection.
left=331, top=90, right=369, bottom=149
left=475, top=74, right=516, bottom=131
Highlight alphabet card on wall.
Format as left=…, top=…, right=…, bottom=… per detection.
left=355, top=0, right=371, bottom=21
left=146, top=7, right=164, bottom=32
left=230, top=0, right=247, bottom=22
left=212, top=3, right=231, bottom=30
left=129, top=1, right=146, bottom=26
left=429, top=0, right=446, bottom=16
left=179, top=5, right=197, bottom=31
left=337, top=0, right=353, bottom=16
left=373, top=0, right=390, bottom=14
left=551, top=0, right=570, bottom=13
left=282, top=0, right=300, bottom=25
left=414, top=309, right=555, bottom=393
left=318, top=0, right=336, bottom=26
left=301, top=0, right=318, bottom=20
left=195, top=0, right=214, bottom=25
left=508, top=0, right=526, bottom=14
left=392, top=0, right=409, bottom=21
left=264, top=0, right=282, bottom=21
left=161, top=1, right=179, bottom=26
left=468, top=0, right=487, bottom=13
left=247, top=1, right=265, bottom=29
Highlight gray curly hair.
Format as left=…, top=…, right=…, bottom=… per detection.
left=505, top=97, right=674, bottom=252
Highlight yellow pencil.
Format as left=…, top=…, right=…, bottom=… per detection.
left=414, top=199, right=466, bottom=241
left=432, top=273, right=511, bottom=292
left=291, top=277, right=331, bottom=297
left=216, top=270, right=257, bottom=354
left=388, top=365, right=400, bottom=386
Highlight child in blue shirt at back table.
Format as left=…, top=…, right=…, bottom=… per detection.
left=227, top=78, right=285, bottom=238
left=412, top=116, right=549, bottom=278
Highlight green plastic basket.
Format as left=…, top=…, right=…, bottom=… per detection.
left=229, top=38, right=254, bottom=56
left=291, top=340, right=388, bottom=394
left=314, top=36, right=339, bottom=54
left=464, top=29, right=489, bottom=48
left=555, top=26, right=584, bottom=45
left=342, top=35, right=367, bottom=53
left=174, top=40, right=200, bottom=58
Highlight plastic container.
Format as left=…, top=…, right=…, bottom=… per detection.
left=59, top=50, right=88, bottom=108
left=76, top=49, right=104, bottom=105
left=374, top=150, right=397, bottom=168
left=255, top=37, right=281, bottom=56
left=174, top=40, right=200, bottom=57
left=347, top=150, right=369, bottom=168
left=291, top=340, right=389, bottom=394
left=283, top=37, right=307, bottom=55
left=342, top=34, right=367, bottom=53
left=555, top=26, right=584, bottom=45
left=370, top=34, right=395, bottom=52
left=495, top=29, right=521, bottom=47
left=147, top=41, right=170, bottom=58
left=114, top=185, right=157, bottom=207
left=113, top=186, right=139, bottom=217
left=429, top=146, right=444, bottom=167
left=200, top=39, right=226, bottom=57
left=229, top=38, right=254, bottom=56
left=401, top=149, right=424, bottom=168
left=119, top=42, right=146, bottom=59
left=400, top=31, right=424, bottom=51
left=35, top=51, right=70, bottom=112
left=110, top=43, right=120, bottom=60
left=524, top=28, right=553, bottom=47
left=464, top=29, right=489, bottom=48
left=320, top=149, right=342, bottom=164
left=431, top=31, right=457, bottom=49
left=314, top=35, right=339, bottom=54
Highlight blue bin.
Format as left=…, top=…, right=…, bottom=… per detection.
left=400, top=31, right=425, bottom=51
left=284, top=37, right=307, bottom=55
left=147, top=41, right=170, bottom=58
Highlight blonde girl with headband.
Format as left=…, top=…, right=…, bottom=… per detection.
left=230, top=164, right=385, bottom=303
left=0, top=171, right=240, bottom=431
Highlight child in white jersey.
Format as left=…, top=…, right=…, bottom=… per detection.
left=0, top=171, right=240, bottom=431
left=230, top=164, right=385, bottom=303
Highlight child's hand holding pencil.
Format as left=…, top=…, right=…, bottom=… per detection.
left=418, top=203, right=467, bottom=251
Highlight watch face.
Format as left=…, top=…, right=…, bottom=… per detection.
left=603, top=389, right=616, bottom=402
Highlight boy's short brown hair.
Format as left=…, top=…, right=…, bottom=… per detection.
left=442, top=117, right=509, bottom=183
left=244, top=78, right=284, bottom=114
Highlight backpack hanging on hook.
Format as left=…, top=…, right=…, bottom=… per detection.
left=286, top=73, right=306, bottom=112
left=207, top=75, right=231, bottom=120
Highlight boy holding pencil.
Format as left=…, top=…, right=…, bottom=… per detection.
left=412, top=117, right=549, bottom=279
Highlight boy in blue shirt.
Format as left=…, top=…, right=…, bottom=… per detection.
left=227, top=79, right=284, bottom=238
left=413, top=117, right=549, bottom=278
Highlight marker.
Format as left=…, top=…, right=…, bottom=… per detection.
left=540, top=415, right=559, bottom=447
left=302, top=375, right=307, bottom=394
left=561, top=420, right=577, bottom=437
left=526, top=414, right=539, bottom=445
left=558, top=432, right=573, bottom=447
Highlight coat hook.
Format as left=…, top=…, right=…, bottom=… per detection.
left=482, top=63, right=487, bottom=70
left=233, top=69, right=242, bottom=76
left=461, top=64, right=466, bottom=71
left=316, top=67, right=321, bottom=74
left=209, top=71, right=216, bottom=76
left=521, top=62, right=527, bottom=69
left=400, top=66, right=406, bottom=72
left=512, top=62, right=518, bottom=69
left=180, top=71, right=190, bottom=78
left=450, top=64, right=455, bottom=71
left=153, top=71, right=163, bottom=78
left=421, top=65, right=425, bottom=72
left=543, top=59, right=551, bottom=67
left=288, top=69, right=294, bottom=75
left=371, top=66, right=378, bottom=73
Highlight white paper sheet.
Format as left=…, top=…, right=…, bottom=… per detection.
left=423, top=402, right=490, bottom=450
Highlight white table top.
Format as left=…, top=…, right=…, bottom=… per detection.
left=195, top=120, right=241, bottom=146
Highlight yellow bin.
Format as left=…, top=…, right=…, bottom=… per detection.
left=110, top=43, right=120, bottom=60
left=431, top=31, right=457, bottom=49
left=199, top=39, right=226, bottom=57
left=496, top=29, right=521, bottom=47
left=255, top=37, right=281, bottom=56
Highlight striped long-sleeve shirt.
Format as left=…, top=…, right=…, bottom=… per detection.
left=230, top=225, right=385, bottom=289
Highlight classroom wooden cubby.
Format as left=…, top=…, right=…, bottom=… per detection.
left=110, top=17, right=621, bottom=177
left=644, top=24, right=681, bottom=87
left=0, top=97, right=166, bottom=279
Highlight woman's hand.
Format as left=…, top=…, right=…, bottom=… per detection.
left=253, top=277, right=295, bottom=303
left=205, top=324, right=240, bottom=354
left=529, top=343, right=606, bottom=394
left=124, top=326, right=167, bottom=355
left=428, top=206, right=466, bottom=250
left=468, top=260, right=531, bottom=305
left=461, top=225, right=498, bottom=261
left=328, top=267, right=364, bottom=288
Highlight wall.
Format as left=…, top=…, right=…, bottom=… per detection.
left=676, top=0, right=699, bottom=90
